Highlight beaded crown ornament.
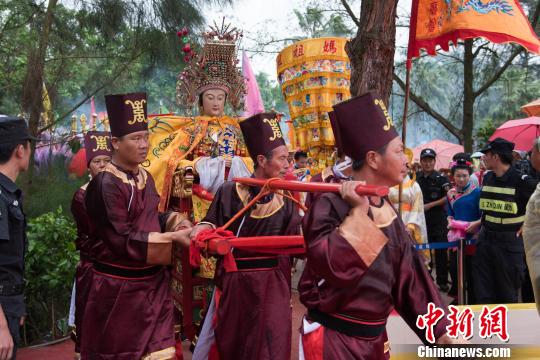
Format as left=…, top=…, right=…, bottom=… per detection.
left=176, top=19, right=246, bottom=113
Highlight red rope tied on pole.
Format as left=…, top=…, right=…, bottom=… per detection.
left=190, top=177, right=307, bottom=272
left=190, top=228, right=238, bottom=271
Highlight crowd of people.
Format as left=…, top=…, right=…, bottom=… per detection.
left=1, top=97, right=540, bottom=360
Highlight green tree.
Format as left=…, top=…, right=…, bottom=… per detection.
left=0, top=0, right=230, bottom=132
left=1, top=0, right=230, bottom=204
left=294, top=6, right=353, bottom=38
left=256, top=72, right=288, bottom=114
left=295, top=0, right=540, bottom=151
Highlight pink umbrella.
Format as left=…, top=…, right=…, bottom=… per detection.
left=489, top=116, right=540, bottom=151
left=413, top=139, right=464, bottom=170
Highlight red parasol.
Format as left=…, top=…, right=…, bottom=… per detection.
left=489, top=116, right=540, bottom=151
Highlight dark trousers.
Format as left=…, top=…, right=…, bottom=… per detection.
left=473, top=229, right=525, bottom=304
left=522, top=261, right=535, bottom=302
left=428, top=232, right=448, bottom=287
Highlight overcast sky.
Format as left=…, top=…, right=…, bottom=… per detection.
left=202, top=0, right=413, bottom=81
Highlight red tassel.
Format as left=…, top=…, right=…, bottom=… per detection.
left=190, top=228, right=236, bottom=268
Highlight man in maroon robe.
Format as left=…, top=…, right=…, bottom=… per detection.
left=298, top=93, right=458, bottom=359
left=191, top=113, right=301, bottom=360
left=83, top=93, right=192, bottom=360
left=70, top=131, right=112, bottom=357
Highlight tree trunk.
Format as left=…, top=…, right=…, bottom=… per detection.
left=20, top=0, right=57, bottom=193
left=22, top=0, right=57, bottom=137
left=346, top=0, right=398, bottom=103
left=463, top=39, right=474, bottom=152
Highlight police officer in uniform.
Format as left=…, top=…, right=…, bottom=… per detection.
left=417, top=148, right=451, bottom=291
left=468, top=138, right=538, bottom=303
left=0, top=116, right=35, bottom=360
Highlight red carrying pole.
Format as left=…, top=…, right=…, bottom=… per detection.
left=208, top=235, right=305, bottom=255
left=233, top=177, right=389, bottom=197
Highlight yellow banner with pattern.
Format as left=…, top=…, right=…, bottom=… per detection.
left=277, top=37, right=351, bottom=173
left=277, top=37, right=350, bottom=73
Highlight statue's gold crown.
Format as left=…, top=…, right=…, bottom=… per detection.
left=176, top=19, right=246, bottom=113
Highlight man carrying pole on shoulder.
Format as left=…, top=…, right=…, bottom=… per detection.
left=298, top=92, right=459, bottom=359
left=191, top=112, right=301, bottom=360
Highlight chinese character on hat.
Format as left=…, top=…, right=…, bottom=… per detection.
left=105, top=92, right=148, bottom=137
left=239, top=112, right=286, bottom=161
left=332, top=92, right=398, bottom=161
left=84, top=131, right=112, bottom=166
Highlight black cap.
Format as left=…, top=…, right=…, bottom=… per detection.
left=452, top=152, right=472, bottom=162
left=0, top=116, right=38, bottom=144
left=480, top=137, right=514, bottom=154
left=420, top=148, right=436, bottom=159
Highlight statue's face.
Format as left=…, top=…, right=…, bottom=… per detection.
left=201, top=88, right=226, bottom=116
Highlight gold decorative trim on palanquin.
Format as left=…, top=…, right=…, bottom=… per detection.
left=281, top=73, right=351, bottom=93
left=172, top=161, right=195, bottom=199
left=276, top=37, right=350, bottom=73
left=199, top=256, right=217, bottom=279
left=235, top=183, right=284, bottom=219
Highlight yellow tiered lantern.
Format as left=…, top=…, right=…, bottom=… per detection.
left=277, top=37, right=351, bottom=174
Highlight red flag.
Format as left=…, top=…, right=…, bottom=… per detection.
left=407, top=0, right=540, bottom=68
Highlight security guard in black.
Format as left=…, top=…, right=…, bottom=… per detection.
left=0, top=116, right=35, bottom=360
left=416, top=148, right=451, bottom=290
left=473, top=138, right=538, bottom=304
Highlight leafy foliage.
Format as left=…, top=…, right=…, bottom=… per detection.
left=293, top=6, right=353, bottom=38
left=0, top=0, right=223, bottom=129
left=256, top=72, right=288, bottom=114
left=24, top=207, right=78, bottom=344
left=17, top=156, right=86, bottom=219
